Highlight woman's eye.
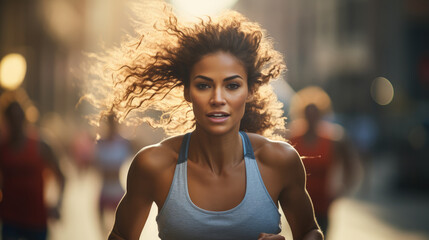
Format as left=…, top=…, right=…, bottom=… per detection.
left=196, top=83, right=210, bottom=89
left=227, top=83, right=240, bottom=90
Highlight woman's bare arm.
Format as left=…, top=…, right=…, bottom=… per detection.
left=277, top=144, right=323, bottom=240
left=254, top=137, right=323, bottom=240
left=108, top=146, right=167, bottom=240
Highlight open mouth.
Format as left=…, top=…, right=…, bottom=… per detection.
left=207, top=113, right=230, bottom=118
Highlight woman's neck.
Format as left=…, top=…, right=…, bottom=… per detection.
left=188, top=127, right=244, bottom=175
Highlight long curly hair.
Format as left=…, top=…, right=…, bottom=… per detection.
left=83, top=1, right=287, bottom=139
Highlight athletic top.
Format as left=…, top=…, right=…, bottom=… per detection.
left=0, top=138, right=47, bottom=228
left=156, top=131, right=281, bottom=240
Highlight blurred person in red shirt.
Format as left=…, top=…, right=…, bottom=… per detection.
left=0, top=97, right=65, bottom=240
left=288, top=86, right=362, bottom=236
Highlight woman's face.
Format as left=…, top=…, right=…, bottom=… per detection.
left=186, top=51, right=251, bottom=135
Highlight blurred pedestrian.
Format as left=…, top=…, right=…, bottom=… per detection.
left=95, top=112, right=133, bottom=237
left=0, top=98, right=65, bottom=240
left=70, top=127, right=96, bottom=173
left=288, top=86, right=361, bottom=236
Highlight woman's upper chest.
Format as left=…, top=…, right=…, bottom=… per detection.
left=186, top=156, right=285, bottom=211
left=186, top=159, right=247, bottom=211
left=154, top=133, right=287, bottom=210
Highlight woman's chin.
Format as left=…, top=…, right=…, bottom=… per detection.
left=195, top=124, right=239, bottom=136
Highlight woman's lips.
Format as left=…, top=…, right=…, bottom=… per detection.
left=207, top=113, right=230, bottom=123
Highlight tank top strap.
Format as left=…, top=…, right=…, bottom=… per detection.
left=178, top=133, right=192, bottom=164
left=239, top=131, right=255, bottom=159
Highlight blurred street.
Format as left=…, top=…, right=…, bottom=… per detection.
left=328, top=154, right=429, bottom=240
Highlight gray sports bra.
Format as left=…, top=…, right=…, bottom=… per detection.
left=156, top=131, right=281, bottom=240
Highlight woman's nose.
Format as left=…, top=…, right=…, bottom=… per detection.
left=210, top=88, right=226, bottom=106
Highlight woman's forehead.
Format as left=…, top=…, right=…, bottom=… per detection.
left=190, top=52, right=246, bottom=78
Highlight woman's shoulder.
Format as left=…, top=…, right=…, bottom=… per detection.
left=247, top=132, right=301, bottom=169
left=131, top=134, right=185, bottom=174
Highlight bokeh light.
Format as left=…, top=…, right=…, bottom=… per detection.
left=0, top=53, right=27, bottom=90
left=370, top=77, right=394, bottom=106
left=171, top=0, right=239, bottom=20
left=25, top=105, right=40, bottom=123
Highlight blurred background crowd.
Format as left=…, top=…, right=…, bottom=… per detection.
left=0, top=0, right=428, bottom=239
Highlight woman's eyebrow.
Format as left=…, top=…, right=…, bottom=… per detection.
left=193, top=75, right=243, bottom=81
left=193, top=75, right=213, bottom=81
left=224, top=75, right=243, bottom=81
